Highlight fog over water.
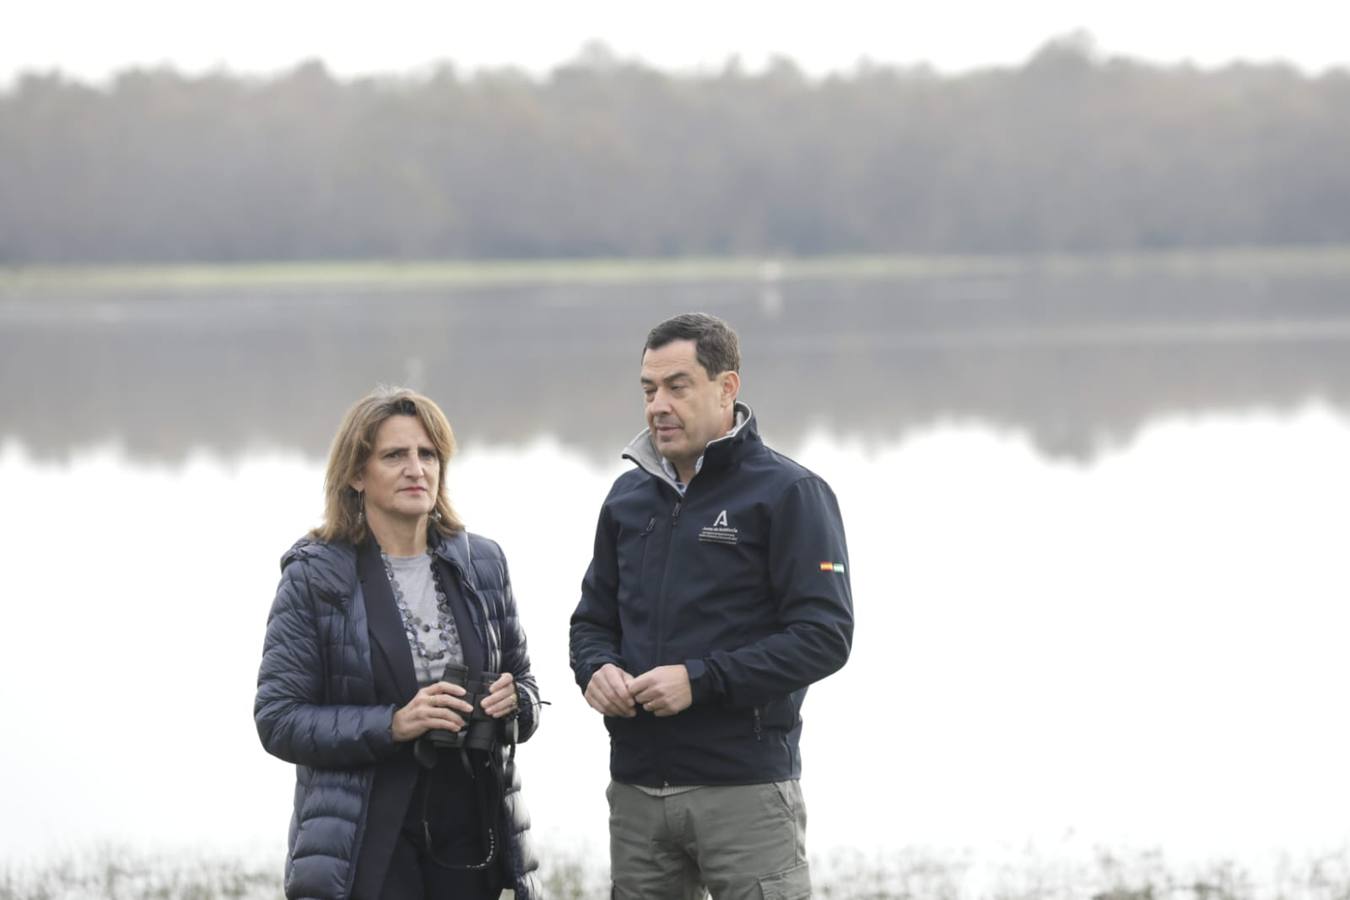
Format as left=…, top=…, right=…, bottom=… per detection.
left=3, top=257, right=1350, bottom=878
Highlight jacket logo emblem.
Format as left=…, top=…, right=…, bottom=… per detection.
left=699, top=510, right=739, bottom=545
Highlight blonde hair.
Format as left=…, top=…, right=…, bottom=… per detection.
left=312, top=386, right=464, bottom=544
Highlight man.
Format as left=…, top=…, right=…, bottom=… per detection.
left=570, top=312, right=853, bottom=899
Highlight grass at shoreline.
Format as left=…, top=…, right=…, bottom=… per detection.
left=5, top=245, right=1350, bottom=295
left=5, top=845, right=1350, bottom=900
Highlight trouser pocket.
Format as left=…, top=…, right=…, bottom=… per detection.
left=757, top=860, right=811, bottom=899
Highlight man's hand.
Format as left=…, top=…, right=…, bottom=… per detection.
left=631, top=665, right=692, bottom=717
left=391, top=682, right=474, bottom=741
left=585, top=663, right=637, bottom=717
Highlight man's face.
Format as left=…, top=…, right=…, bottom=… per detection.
left=640, top=339, right=738, bottom=478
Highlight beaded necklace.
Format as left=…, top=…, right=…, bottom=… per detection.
left=381, top=550, right=464, bottom=681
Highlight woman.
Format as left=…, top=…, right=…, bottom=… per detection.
left=256, top=387, right=543, bottom=899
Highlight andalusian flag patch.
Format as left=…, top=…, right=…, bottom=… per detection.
left=819, top=561, right=846, bottom=573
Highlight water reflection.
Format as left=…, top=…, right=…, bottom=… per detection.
left=4, top=260, right=1350, bottom=463
left=2, top=412, right=1349, bottom=866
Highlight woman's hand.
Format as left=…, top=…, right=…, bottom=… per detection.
left=391, top=682, right=475, bottom=742
left=480, top=672, right=519, bottom=719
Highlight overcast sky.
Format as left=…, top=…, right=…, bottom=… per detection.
left=3, top=0, right=1347, bottom=85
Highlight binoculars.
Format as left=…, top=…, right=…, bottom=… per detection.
left=420, top=661, right=501, bottom=755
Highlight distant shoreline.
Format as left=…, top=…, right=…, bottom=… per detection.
left=6, top=244, right=1350, bottom=294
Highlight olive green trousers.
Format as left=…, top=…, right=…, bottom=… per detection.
left=607, top=780, right=812, bottom=900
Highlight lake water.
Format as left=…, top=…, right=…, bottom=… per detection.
left=3, top=254, right=1350, bottom=887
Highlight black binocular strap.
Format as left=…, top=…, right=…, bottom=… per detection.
left=421, top=749, right=506, bottom=871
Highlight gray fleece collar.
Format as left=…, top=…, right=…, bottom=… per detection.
left=622, top=401, right=754, bottom=491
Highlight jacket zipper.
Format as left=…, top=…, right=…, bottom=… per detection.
left=753, top=707, right=763, bottom=742
left=655, top=499, right=682, bottom=663
left=654, top=497, right=682, bottom=786
left=451, top=566, right=496, bottom=674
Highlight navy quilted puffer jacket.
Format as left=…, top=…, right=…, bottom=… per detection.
left=255, top=530, right=543, bottom=899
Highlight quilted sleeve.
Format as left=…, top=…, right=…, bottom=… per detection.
left=254, top=560, right=399, bottom=768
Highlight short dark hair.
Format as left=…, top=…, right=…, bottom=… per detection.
left=644, top=313, right=741, bottom=377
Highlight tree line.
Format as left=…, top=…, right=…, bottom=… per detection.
left=2, top=36, right=1348, bottom=263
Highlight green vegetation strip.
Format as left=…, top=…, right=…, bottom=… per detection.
left=5, top=246, right=1350, bottom=295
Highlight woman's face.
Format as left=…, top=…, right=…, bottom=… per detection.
left=350, top=414, right=440, bottom=530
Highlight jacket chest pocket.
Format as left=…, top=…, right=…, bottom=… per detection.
left=616, top=516, right=660, bottom=609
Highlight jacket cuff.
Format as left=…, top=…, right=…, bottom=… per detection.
left=513, top=685, right=536, bottom=739
left=685, top=658, right=714, bottom=705
left=370, top=705, right=401, bottom=760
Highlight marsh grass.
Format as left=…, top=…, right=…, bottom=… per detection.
left=0, top=844, right=277, bottom=900
left=4, top=845, right=1350, bottom=900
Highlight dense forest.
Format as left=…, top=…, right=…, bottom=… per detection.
left=2, top=35, right=1348, bottom=263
